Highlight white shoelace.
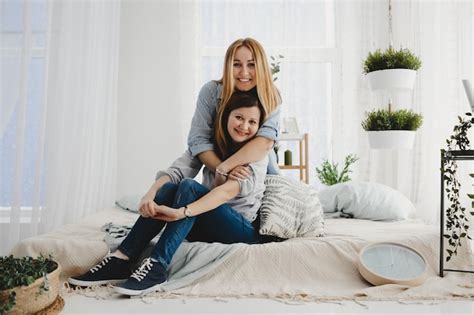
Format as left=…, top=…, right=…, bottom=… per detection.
left=130, top=257, right=153, bottom=282
left=90, top=256, right=112, bottom=273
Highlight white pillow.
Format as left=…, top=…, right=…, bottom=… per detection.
left=115, top=194, right=141, bottom=213
left=319, top=181, right=414, bottom=221
left=259, top=175, right=325, bottom=239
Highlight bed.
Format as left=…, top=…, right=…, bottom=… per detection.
left=10, top=206, right=474, bottom=302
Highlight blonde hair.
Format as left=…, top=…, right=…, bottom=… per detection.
left=218, top=38, right=281, bottom=117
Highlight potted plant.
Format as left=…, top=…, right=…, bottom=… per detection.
left=270, top=54, right=284, bottom=81
left=361, top=109, right=423, bottom=149
left=0, top=255, right=62, bottom=314
left=316, top=154, right=359, bottom=186
left=364, top=47, right=422, bottom=91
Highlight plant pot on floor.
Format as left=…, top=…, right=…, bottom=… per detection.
left=0, top=262, right=62, bottom=314
left=367, top=130, right=416, bottom=149
left=367, top=69, right=416, bottom=91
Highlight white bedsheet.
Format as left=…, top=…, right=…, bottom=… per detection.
left=10, top=207, right=474, bottom=301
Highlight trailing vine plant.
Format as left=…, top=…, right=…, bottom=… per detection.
left=443, top=112, right=474, bottom=262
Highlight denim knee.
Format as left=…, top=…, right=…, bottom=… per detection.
left=178, top=178, right=200, bottom=191
left=161, top=182, right=179, bottom=192
left=174, top=178, right=208, bottom=208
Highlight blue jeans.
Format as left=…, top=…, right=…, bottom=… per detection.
left=117, top=178, right=261, bottom=272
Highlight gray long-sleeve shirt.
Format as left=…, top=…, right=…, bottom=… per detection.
left=156, top=150, right=268, bottom=222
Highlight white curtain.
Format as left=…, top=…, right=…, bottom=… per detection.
left=335, top=0, right=473, bottom=223
left=1, top=0, right=120, bottom=255
left=179, top=0, right=472, bottom=224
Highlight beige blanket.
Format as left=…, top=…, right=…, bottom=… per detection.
left=11, top=207, right=474, bottom=301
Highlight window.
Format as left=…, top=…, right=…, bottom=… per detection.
left=198, top=0, right=337, bottom=185
left=0, top=0, right=48, bottom=211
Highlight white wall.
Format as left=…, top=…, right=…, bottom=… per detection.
left=117, top=0, right=187, bottom=198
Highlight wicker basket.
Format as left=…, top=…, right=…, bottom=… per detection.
left=0, top=264, right=62, bottom=315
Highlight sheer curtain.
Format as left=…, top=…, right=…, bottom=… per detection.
left=335, top=0, right=473, bottom=223
left=178, top=0, right=472, bottom=224
left=1, top=0, right=120, bottom=255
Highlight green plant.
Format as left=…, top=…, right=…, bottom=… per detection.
left=270, top=55, right=284, bottom=81
left=361, top=109, right=423, bottom=131
left=316, top=154, right=359, bottom=186
left=443, top=113, right=474, bottom=262
left=363, top=47, right=422, bottom=74
left=0, top=255, right=57, bottom=314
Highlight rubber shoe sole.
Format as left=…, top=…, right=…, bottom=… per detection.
left=68, top=277, right=127, bottom=287
left=113, top=281, right=167, bottom=296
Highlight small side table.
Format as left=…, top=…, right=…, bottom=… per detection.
left=278, top=133, right=309, bottom=184
left=440, top=149, right=474, bottom=276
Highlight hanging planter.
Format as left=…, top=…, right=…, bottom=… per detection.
left=361, top=108, right=423, bottom=150
left=363, top=47, right=422, bottom=91
left=367, top=130, right=415, bottom=149
left=367, top=69, right=417, bottom=91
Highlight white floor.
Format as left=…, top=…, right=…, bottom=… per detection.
left=62, top=295, right=473, bottom=315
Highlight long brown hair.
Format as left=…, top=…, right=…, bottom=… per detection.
left=218, top=38, right=281, bottom=117
left=214, top=92, right=265, bottom=160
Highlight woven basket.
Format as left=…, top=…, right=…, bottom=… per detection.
left=0, top=264, right=62, bottom=315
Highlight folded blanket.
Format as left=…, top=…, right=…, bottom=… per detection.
left=100, top=222, right=243, bottom=291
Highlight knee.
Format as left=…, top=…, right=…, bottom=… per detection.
left=178, top=178, right=199, bottom=192
left=157, top=182, right=178, bottom=196
left=161, top=182, right=178, bottom=192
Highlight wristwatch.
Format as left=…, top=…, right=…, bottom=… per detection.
left=183, top=205, right=192, bottom=218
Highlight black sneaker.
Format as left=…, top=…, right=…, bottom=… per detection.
left=68, top=256, right=131, bottom=286
left=114, top=257, right=167, bottom=296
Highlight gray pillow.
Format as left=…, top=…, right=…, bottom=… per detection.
left=259, top=175, right=325, bottom=239
left=318, top=181, right=414, bottom=221
left=115, top=194, right=141, bottom=213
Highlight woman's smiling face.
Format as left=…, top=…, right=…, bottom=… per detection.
left=227, top=106, right=261, bottom=143
left=232, top=46, right=256, bottom=92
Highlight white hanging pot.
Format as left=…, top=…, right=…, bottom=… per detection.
left=367, top=130, right=416, bottom=149
left=366, top=69, right=417, bottom=91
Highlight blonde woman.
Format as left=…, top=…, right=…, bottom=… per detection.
left=187, top=37, right=281, bottom=185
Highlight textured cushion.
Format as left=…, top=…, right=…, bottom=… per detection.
left=318, top=181, right=414, bottom=221
left=259, top=175, right=325, bottom=239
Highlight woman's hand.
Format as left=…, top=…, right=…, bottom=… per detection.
left=214, top=172, right=227, bottom=187
left=151, top=205, right=185, bottom=222
left=138, top=196, right=159, bottom=218
left=228, top=165, right=252, bottom=181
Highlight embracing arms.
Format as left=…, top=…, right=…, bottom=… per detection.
left=198, top=136, right=273, bottom=173
left=140, top=150, right=203, bottom=217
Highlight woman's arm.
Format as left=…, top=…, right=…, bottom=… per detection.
left=150, top=179, right=240, bottom=221
left=139, top=175, right=171, bottom=217
left=218, top=136, right=273, bottom=174
left=197, top=150, right=222, bottom=173
left=187, top=82, right=220, bottom=168
left=142, top=151, right=203, bottom=217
